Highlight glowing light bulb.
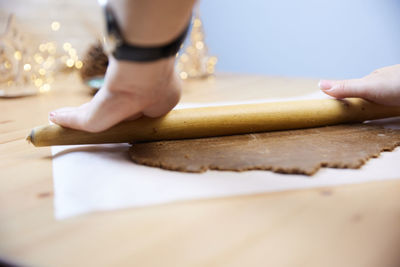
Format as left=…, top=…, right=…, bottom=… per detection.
left=14, top=51, right=22, bottom=60
left=39, top=83, right=51, bottom=92
left=63, top=42, right=72, bottom=51
left=195, top=42, right=204, bottom=50
left=75, top=60, right=83, bottom=69
left=66, top=59, right=74, bottom=67
left=23, top=64, right=31, bottom=71
left=179, top=72, right=188, bottom=80
left=51, top=21, right=60, bottom=31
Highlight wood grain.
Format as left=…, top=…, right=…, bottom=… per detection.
left=2, top=1, right=400, bottom=266
left=1, top=73, right=400, bottom=267
left=28, top=98, right=400, bottom=146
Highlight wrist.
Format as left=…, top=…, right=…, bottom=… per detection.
left=104, top=55, right=176, bottom=94
left=102, top=2, right=189, bottom=63
left=108, top=0, right=193, bottom=46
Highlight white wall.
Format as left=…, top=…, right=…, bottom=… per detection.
left=199, top=0, right=400, bottom=79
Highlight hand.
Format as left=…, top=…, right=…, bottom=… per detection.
left=49, top=56, right=181, bottom=132
left=319, top=64, right=400, bottom=106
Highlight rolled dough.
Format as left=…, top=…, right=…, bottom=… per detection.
left=129, top=124, right=400, bottom=175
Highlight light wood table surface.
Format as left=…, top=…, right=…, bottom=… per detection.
left=1, top=73, right=400, bottom=267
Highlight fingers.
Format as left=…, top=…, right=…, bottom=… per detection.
left=49, top=88, right=144, bottom=132
left=125, top=113, right=143, bottom=121
left=318, top=65, right=400, bottom=106
left=49, top=56, right=181, bottom=132
left=318, top=78, right=368, bottom=99
left=49, top=105, right=91, bottom=132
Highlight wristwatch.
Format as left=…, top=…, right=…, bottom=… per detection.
left=99, top=0, right=189, bottom=62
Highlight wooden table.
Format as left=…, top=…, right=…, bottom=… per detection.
left=1, top=73, right=400, bottom=267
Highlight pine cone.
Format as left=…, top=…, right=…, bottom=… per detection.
left=79, top=42, right=108, bottom=81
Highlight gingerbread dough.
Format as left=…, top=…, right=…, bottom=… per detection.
left=129, top=124, right=400, bottom=175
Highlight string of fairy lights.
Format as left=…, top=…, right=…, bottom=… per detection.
left=0, top=10, right=217, bottom=97
left=0, top=15, right=83, bottom=97
left=176, top=11, right=217, bottom=80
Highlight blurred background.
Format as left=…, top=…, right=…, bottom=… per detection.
left=199, top=0, right=400, bottom=79
left=2, top=0, right=400, bottom=80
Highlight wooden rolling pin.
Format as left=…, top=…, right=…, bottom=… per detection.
left=28, top=98, right=400, bottom=147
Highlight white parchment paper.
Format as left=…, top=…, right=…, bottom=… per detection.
left=51, top=92, right=400, bottom=219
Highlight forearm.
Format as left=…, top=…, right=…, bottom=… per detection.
left=109, top=0, right=196, bottom=46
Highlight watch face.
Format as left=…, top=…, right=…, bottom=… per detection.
left=101, top=3, right=122, bottom=55
left=103, top=34, right=117, bottom=56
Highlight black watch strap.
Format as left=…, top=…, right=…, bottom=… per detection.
left=104, top=4, right=189, bottom=62
left=113, top=25, right=189, bottom=62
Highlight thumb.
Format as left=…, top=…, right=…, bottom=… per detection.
left=319, top=78, right=367, bottom=99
